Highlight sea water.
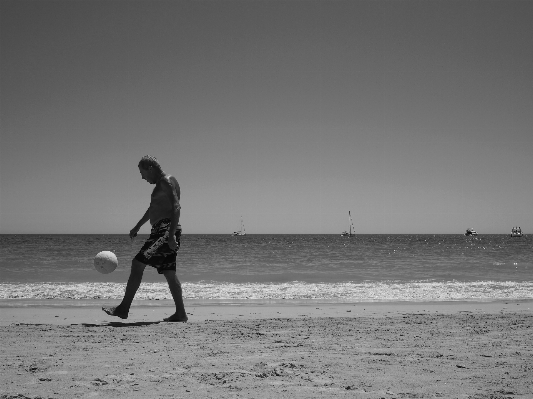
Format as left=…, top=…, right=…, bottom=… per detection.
left=0, top=234, right=531, bottom=305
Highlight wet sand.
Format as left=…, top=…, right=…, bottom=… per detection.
left=1, top=300, right=532, bottom=398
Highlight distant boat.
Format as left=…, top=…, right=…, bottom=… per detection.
left=464, top=228, right=478, bottom=236
left=232, top=217, right=246, bottom=236
left=511, top=227, right=523, bottom=237
left=341, top=211, right=355, bottom=237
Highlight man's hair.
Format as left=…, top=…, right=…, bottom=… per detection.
left=138, top=155, right=163, bottom=172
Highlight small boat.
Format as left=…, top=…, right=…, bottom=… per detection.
left=511, top=227, right=523, bottom=237
left=464, top=228, right=478, bottom=236
left=341, top=211, right=355, bottom=237
left=232, top=217, right=246, bottom=236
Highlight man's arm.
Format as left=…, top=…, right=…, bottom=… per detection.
left=130, top=208, right=150, bottom=239
left=161, top=177, right=181, bottom=249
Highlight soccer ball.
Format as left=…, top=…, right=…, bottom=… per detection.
left=94, top=251, right=118, bottom=274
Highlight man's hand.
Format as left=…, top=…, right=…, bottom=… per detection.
left=129, top=227, right=139, bottom=239
left=168, top=235, right=178, bottom=250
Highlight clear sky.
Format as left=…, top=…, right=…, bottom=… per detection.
left=1, top=0, right=532, bottom=234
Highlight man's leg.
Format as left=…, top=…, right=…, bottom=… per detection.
left=162, top=270, right=188, bottom=322
left=103, top=259, right=146, bottom=319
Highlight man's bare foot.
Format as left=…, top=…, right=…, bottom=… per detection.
left=163, top=313, right=188, bottom=322
left=102, top=306, right=128, bottom=320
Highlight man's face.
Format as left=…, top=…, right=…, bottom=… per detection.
left=139, top=166, right=155, bottom=184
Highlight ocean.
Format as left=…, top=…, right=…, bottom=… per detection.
left=0, top=234, right=531, bottom=306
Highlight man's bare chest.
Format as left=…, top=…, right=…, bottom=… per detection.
left=150, top=187, right=168, bottom=204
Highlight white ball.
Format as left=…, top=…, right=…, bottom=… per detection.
left=94, top=251, right=118, bottom=274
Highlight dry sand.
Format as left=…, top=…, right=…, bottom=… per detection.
left=1, top=300, right=532, bottom=399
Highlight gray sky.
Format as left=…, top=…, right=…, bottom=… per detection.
left=1, top=0, right=532, bottom=234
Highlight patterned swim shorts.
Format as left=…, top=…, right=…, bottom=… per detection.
left=134, top=219, right=181, bottom=274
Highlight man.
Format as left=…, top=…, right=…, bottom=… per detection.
left=102, top=155, right=188, bottom=322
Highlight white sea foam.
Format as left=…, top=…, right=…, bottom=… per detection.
left=1, top=281, right=532, bottom=301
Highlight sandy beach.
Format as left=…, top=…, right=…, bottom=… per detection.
left=1, top=300, right=532, bottom=399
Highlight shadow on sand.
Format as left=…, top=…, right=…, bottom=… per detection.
left=79, top=321, right=162, bottom=327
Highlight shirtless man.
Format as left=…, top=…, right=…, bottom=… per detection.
left=102, top=155, right=187, bottom=322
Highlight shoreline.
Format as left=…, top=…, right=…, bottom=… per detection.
left=1, top=299, right=531, bottom=326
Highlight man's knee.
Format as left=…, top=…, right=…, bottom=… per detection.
left=162, top=270, right=181, bottom=284
left=131, top=258, right=146, bottom=274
